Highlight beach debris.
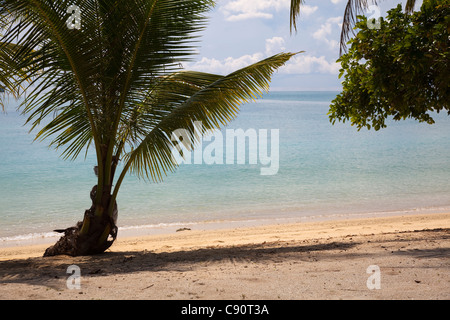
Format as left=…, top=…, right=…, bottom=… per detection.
left=176, top=228, right=191, bottom=232
left=142, top=284, right=154, bottom=290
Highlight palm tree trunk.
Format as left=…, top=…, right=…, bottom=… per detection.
left=43, top=185, right=118, bottom=257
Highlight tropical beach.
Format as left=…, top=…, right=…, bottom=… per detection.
left=0, top=212, right=449, bottom=300
left=1, top=0, right=449, bottom=304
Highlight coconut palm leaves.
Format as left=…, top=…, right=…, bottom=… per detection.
left=116, top=53, right=296, bottom=188
left=290, top=0, right=417, bottom=54
left=290, top=0, right=304, bottom=33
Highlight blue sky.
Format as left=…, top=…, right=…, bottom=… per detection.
left=185, top=0, right=422, bottom=91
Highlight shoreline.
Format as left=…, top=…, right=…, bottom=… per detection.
left=0, top=212, right=449, bottom=299
left=2, top=206, right=450, bottom=249
left=0, top=211, right=449, bottom=261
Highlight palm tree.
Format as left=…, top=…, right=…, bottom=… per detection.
left=0, top=0, right=295, bottom=256
left=290, top=0, right=418, bottom=55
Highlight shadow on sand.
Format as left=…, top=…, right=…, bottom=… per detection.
left=1, top=228, right=448, bottom=289
left=0, top=240, right=358, bottom=287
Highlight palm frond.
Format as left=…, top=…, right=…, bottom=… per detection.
left=0, top=0, right=106, bottom=158
left=0, top=40, right=37, bottom=108
left=405, top=0, right=417, bottom=14
left=33, top=100, right=93, bottom=160
left=290, top=0, right=304, bottom=33
left=119, top=52, right=297, bottom=183
left=112, top=0, right=215, bottom=151
left=340, top=0, right=371, bottom=56
left=1, top=0, right=216, bottom=160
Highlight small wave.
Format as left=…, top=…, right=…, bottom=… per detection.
left=118, top=221, right=198, bottom=231
left=0, top=231, right=60, bottom=243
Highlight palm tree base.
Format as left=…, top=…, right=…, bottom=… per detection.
left=43, top=186, right=118, bottom=257
left=43, top=215, right=117, bottom=257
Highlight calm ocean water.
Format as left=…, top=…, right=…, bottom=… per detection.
left=1, top=91, right=450, bottom=243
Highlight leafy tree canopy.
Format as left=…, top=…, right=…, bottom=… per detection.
left=329, top=0, right=450, bottom=130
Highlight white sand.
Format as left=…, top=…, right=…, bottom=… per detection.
left=0, top=212, right=449, bottom=300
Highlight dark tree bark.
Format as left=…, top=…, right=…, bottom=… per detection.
left=43, top=185, right=118, bottom=257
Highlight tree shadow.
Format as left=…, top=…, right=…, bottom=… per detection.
left=2, top=228, right=448, bottom=290
left=0, top=240, right=358, bottom=288
left=391, top=247, right=450, bottom=259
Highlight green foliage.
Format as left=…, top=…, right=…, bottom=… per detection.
left=329, top=0, right=450, bottom=130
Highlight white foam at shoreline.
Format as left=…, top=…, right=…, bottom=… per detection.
left=0, top=232, right=60, bottom=242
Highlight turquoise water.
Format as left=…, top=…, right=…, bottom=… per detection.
left=1, top=91, right=450, bottom=242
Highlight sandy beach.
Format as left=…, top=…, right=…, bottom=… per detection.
left=0, top=212, right=449, bottom=300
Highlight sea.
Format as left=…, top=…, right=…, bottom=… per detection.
left=1, top=91, right=450, bottom=246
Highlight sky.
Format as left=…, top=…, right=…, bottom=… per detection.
left=184, top=0, right=423, bottom=91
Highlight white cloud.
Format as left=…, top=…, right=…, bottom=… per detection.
left=226, top=12, right=273, bottom=22
left=190, top=0, right=350, bottom=89
left=313, top=16, right=342, bottom=39
left=312, top=16, right=342, bottom=50
left=300, top=5, right=319, bottom=17
left=223, top=0, right=290, bottom=14
left=186, top=53, right=265, bottom=75
left=186, top=51, right=340, bottom=76
left=220, top=0, right=296, bottom=21
left=265, top=37, right=286, bottom=56
left=283, top=54, right=340, bottom=74
left=221, top=0, right=316, bottom=21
